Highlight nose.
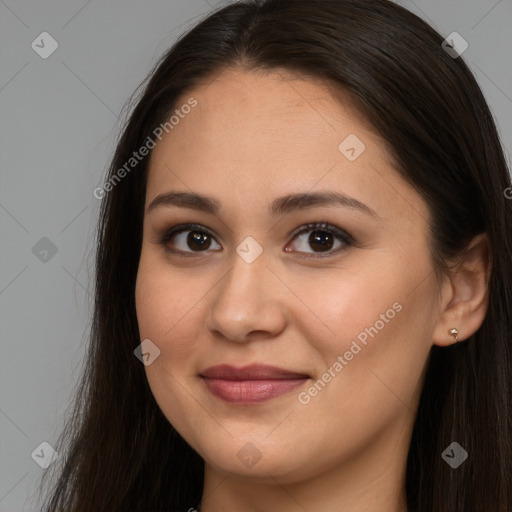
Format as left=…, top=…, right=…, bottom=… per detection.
left=205, top=248, right=287, bottom=344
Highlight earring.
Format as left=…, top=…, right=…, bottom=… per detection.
left=449, top=328, right=459, bottom=343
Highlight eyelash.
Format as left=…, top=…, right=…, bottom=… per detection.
left=158, top=222, right=354, bottom=259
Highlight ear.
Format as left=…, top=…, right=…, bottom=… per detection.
left=432, top=233, right=492, bottom=347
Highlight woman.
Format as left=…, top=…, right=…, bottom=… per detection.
left=39, top=0, right=512, bottom=510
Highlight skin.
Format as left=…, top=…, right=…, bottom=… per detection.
left=135, top=67, right=491, bottom=512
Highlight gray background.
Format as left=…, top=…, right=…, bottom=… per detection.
left=1, top=1, right=511, bottom=510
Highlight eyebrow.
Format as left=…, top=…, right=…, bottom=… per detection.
left=146, top=190, right=378, bottom=218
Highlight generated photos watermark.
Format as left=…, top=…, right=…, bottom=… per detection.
left=298, top=301, right=403, bottom=405
left=93, top=97, right=198, bottom=200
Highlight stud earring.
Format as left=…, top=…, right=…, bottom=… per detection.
left=449, top=328, right=459, bottom=343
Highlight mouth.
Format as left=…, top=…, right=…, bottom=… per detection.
left=199, top=364, right=310, bottom=404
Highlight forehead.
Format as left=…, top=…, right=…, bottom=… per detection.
left=145, top=67, right=429, bottom=228
left=152, top=66, right=382, bottom=154
left=173, top=67, right=377, bottom=142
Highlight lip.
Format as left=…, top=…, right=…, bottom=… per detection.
left=200, top=364, right=310, bottom=380
left=200, top=364, right=310, bottom=404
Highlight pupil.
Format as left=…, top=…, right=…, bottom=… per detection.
left=188, top=231, right=211, bottom=250
left=309, top=231, right=333, bottom=251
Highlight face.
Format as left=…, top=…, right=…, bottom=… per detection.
left=135, top=67, right=441, bottom=486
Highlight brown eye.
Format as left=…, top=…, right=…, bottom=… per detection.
left=160, top=222, right=353, bottom=259
left=309, top=230, right=335, bottom=251
left=160, top=224, right=221, bottom=256
left=285, top=222, right=353, bottom=258
left=186, top=230, right=213, bottom=251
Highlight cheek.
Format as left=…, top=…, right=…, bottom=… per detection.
left=135, top=259, right=208, bottom=437
left=296, top=255, right=432, bottom=410
left=135, top=257, right=205, bottom=366
left=295, top=260, right=401, bottom=358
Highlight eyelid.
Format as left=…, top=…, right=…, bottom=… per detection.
left=159, top=223, right=219, bottom=257
left=285, top=222, right=353, bottom=258
left=289, top=222, right=353, bottom=244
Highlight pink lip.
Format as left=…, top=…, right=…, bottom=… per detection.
left=200, top=364, right=310, bottom=404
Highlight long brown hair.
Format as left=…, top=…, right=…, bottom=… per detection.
left=38, top=0, right=512, bottom=510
